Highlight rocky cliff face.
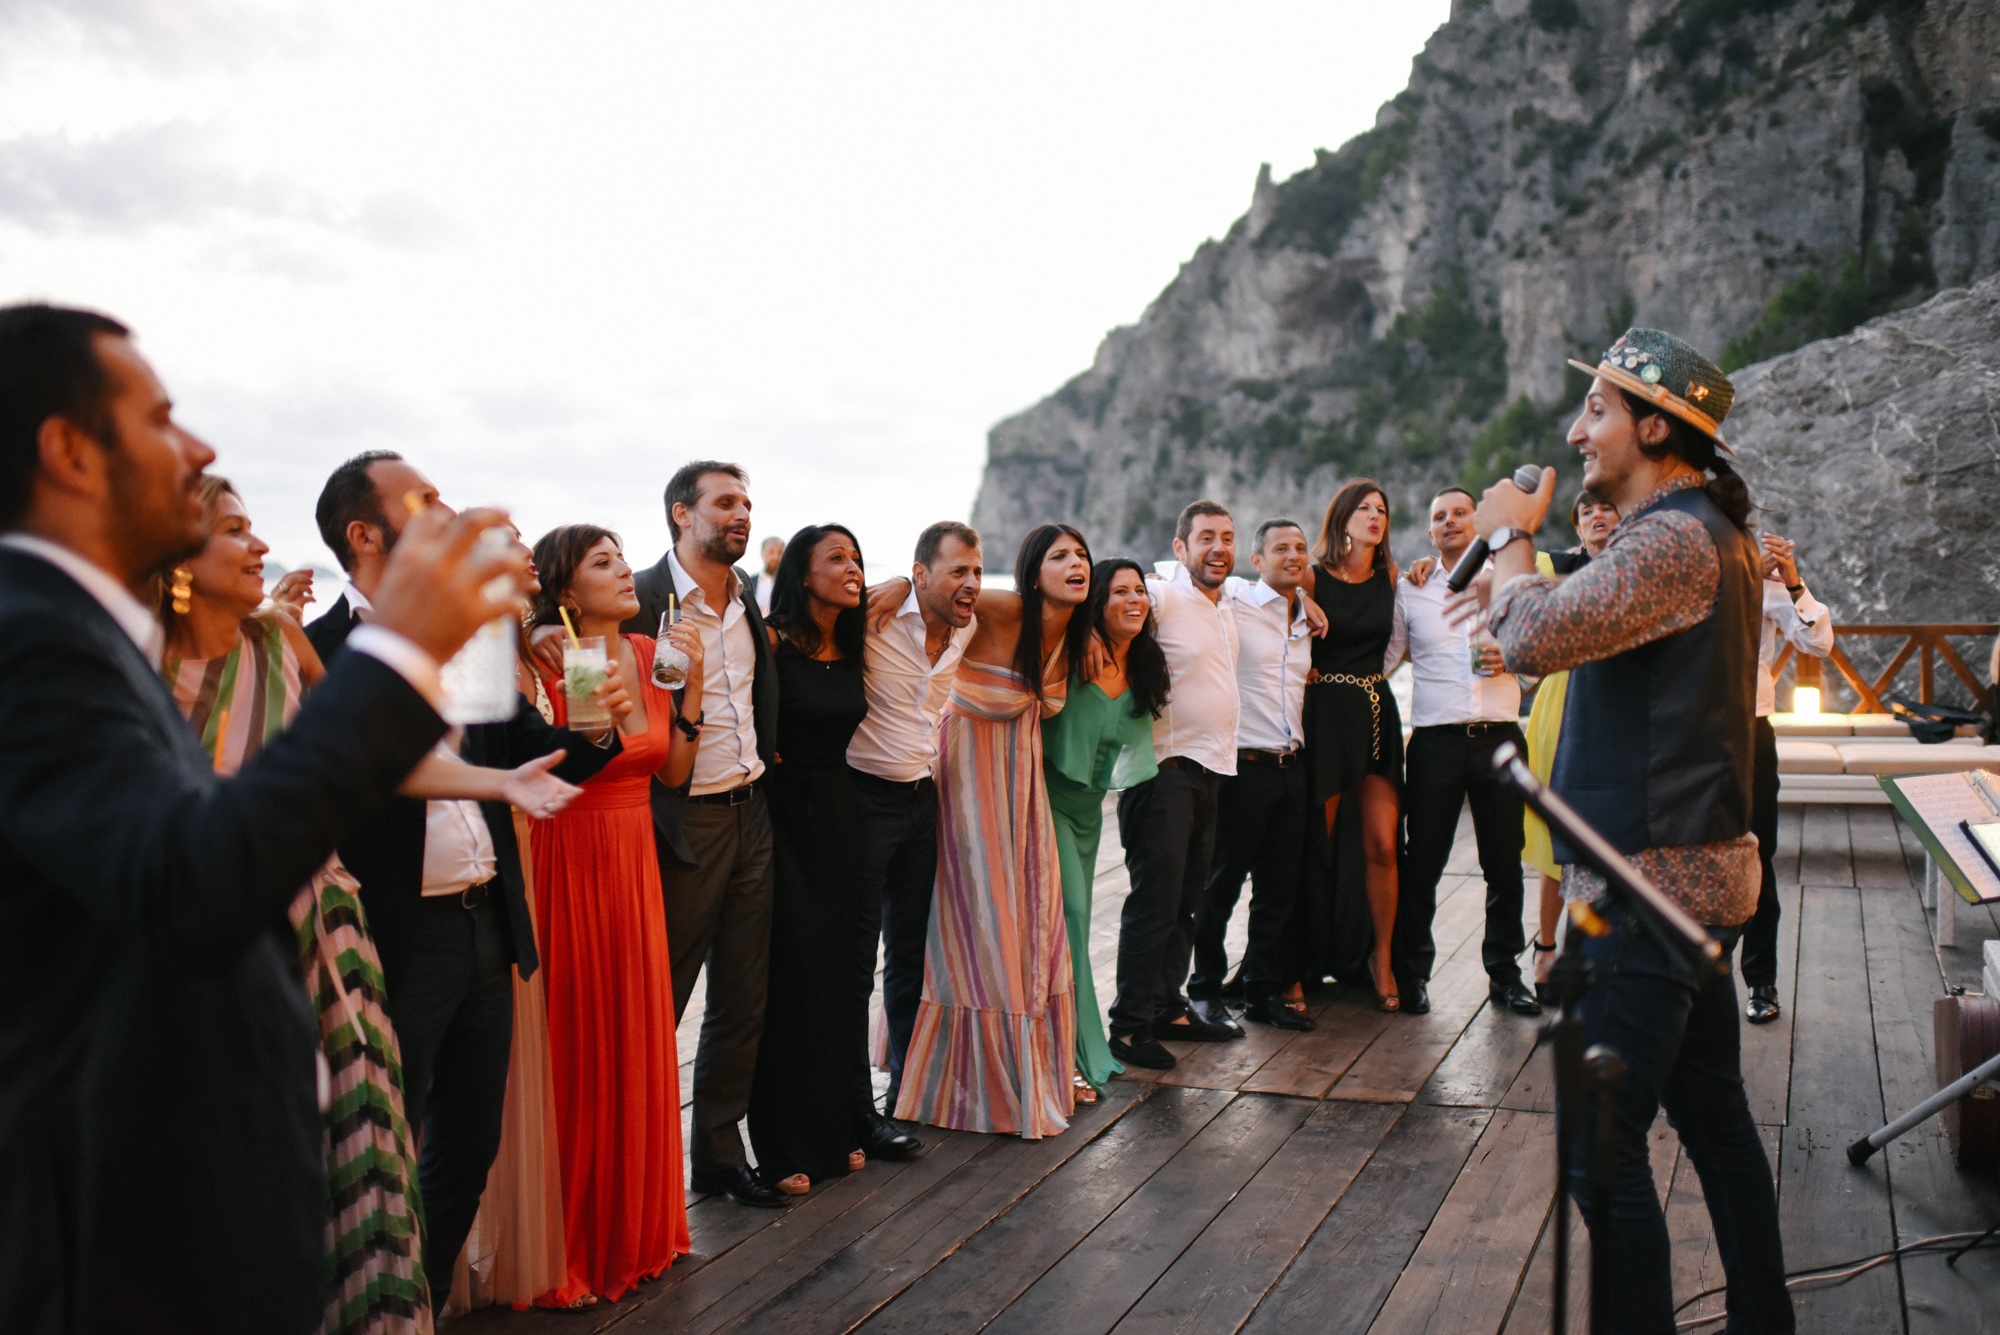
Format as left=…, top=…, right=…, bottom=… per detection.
left=972, top=0, right=2000, bottom=572
left=1728, top=270, right=2000, bottom=626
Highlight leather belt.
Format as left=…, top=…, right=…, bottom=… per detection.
left=1157, top=756, right=1215, bottom=774
left=850, top=768, right=936, bottom=794
left=688, top=780, right=761, bottom=806
left=1238, top=747, right=1300, bottom=768
left=1415, top=721, right=1518, bottom=739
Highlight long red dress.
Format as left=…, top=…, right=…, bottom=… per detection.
left=531, top=634, right=689, bottom=1303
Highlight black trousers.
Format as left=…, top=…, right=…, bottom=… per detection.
left=377, top=892, right=515, bottom=1313
left=1737, top=717, right=1783, bottom=988
left=1190, top=759, right=1307, bottom=1003
left=663, top=791, right=776, bottom=1173
left=848, top=769, right=939, bottom=1112
left=1398, top=723, right=1528, bottom=988
left=1567, top=904, right=1792, bottom=1333
left=1113, top=762, right=1223, bottom=1040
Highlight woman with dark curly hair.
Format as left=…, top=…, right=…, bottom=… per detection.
left=1041, top=559, right=1170, bottom=1101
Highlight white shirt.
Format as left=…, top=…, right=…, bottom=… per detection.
left=1758, top=579, right=1834, bottom=717
left=342, top=587, right=499, bottom=896
left=754, top=571, right=775, bottom=618
left=1384, top=564, right=1521, bottom=726
left=1147, top=561, right=1240, bottom=775
left=846, top=587, right=975, bottom=782
left=1222, top=576, right=1310, bottom=753
left=670, top=550, right=764, bottom=795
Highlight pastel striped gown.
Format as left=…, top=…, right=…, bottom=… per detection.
left=895, top=658, right=1077, bottom=1138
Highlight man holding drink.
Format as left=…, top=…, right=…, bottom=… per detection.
left=308, top=451, right=629, bottom=1310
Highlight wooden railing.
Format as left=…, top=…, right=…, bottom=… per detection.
left=1774, top=624, right=1997, bottom=714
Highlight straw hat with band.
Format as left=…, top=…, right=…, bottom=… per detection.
left=1568, top=327, right=1736, bottom=453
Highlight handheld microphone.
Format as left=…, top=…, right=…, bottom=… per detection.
left=1445, top=463, right=1544, bottom=592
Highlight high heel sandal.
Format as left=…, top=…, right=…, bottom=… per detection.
left=1532, top=937, right=1558, bottom=1007
left=1073, top=1073, right=1099, bottom=1106
left=1369, top=959, right=1401, bottom=1013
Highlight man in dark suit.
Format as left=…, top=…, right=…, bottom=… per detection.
left=0, top=303, right=526, bottom=1333
left=308, top=450, right=624, bottom=1310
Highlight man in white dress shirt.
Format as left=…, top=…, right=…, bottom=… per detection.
left=1741, top=533, right=1833, bottom=1024
left=1110, top=500, right=1244, bottom=1070
left=1385, top=487, right=1539, bottom=1018
left=846, top=521, right=981, bottom=1131
left=1189, top=518, right=1317, bottom=1031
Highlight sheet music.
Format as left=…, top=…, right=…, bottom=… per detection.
left=1892, top=771, right=2000, bottom=903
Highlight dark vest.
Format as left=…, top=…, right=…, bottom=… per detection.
left=1550, top=485, right=1759, bottom=863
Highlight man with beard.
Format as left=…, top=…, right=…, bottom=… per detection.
left=1385, top=487, right=1539, bottom=1020
left=845, top=521, right=982, bottom=1131
left=1187, top=518, right=1316, bottom=1033
left=0, top=303, right=523, bottom=1333
left=1108, top=500, right=1244, bottom=1070
left=625, top=461, right=785, bottom=1207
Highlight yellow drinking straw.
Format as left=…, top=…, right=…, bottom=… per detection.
left=558, top=605, right=582, bottom=649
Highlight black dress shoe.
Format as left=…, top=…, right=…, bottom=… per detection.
left=1402, top=980, right=1432, bottom=1015
left=690, top=1163, right=789, bottom=1208
left=1187, top=997, right=1247, bottom=1037
left=1162, top=1011, right=1242, bottom=1042
left=1241, top=997, right=1314, bottom=1031
left=855, top=1110, right=921, bottom=1161
left=1745, top=984, right=1782, bottom=1025
left=1110, top=1033, right=1177, bottom=1069
left=1491, top=979, right=1543, bottom=1017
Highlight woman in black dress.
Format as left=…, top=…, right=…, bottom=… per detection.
left=747, top=524, right=872, bottom=1193
left=1296, top=479, right=1405, bottom=1012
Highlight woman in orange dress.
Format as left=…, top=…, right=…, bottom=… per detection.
left=526, top=524, right=705, bottom=1307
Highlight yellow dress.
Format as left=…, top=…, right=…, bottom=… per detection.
left=1522, top=550, right=1567, bottom=879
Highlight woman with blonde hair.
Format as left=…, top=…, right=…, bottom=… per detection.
left=160, top=478, right=587, bottom=1335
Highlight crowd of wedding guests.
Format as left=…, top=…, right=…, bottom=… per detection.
left=0, top=304, right=1837, bottom=1335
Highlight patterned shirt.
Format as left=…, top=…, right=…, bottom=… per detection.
left=1488, top=473, right=1759, bottom=926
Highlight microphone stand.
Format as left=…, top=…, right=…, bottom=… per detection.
left=1489, top=741, right=1726, bottom=1333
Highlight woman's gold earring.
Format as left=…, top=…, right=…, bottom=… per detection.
left=170, top=567, right=194, bottom=615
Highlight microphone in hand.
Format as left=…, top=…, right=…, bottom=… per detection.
left=1445, top=464, right=1544, bottom=593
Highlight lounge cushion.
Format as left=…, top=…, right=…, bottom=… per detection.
left=1771, top=712, right=1853, bottom=737
left=1835, top=742, right=1999, bottom=776
left=1777, top=740, right=1846, bottom=774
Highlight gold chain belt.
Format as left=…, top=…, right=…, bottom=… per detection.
left=1308, top=670, right=1385, bottom=760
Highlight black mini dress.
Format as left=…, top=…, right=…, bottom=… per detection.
left=1304, top=562, right=1404, bottom=803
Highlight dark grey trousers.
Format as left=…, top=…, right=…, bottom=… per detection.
left=662, top=791, right=775, bottom=1172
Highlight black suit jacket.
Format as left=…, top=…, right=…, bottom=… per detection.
left=622, top=552, right=776, bottom=865
left=0, top=548, right=448, bottom=1334
left=306, top=603, right=619, bottom=979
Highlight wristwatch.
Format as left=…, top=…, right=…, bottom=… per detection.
left=1486, top=526, right=1533, bottom=554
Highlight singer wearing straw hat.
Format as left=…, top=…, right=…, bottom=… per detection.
left=1457, top=329, right=1793, bottom=1334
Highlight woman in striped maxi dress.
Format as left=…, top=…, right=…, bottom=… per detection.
left=894, top=524, right=1093, bottom=1139
left=161, top=478, right=583, bottom=1334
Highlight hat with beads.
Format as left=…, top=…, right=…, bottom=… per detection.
left=1568, top=328, right=1735, bottom=454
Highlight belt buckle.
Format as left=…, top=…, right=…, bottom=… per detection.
left=729, top=783, right=754, bottom=806
left=460, top=880, right=489, bottom=910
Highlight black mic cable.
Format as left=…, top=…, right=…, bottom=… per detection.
left=1445, top=463, right=1544, bottom=592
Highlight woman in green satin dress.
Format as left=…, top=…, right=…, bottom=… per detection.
left=1043, top=560, right=1171, bottom=1100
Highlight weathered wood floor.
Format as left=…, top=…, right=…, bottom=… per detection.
left=458, top=801, right=2000, bottom=1334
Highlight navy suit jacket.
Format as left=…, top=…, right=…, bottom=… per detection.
left=0, top=548, right=448, bottom=1334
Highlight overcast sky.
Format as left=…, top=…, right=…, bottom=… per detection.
left=0, top=0, right=1451, bottom=585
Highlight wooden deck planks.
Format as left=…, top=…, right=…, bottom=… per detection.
left=1368, top=1107, right=1554, bottom=1334
left=1858, top=883, right=2000, bottom=1335
left=1111, top=1100, right=1404, bottom=1335
left=1741, top=881, right=1802, bottom=1127
left=984, top=1094, right=1316, bottom=1335
left=714, top=1090, right=1149, bottom=1335
left=1799, top=806, right=1854, bottom=887
left=1779, top=885, right=1901, bottom=1330
left=1237, top=1103, right=1492, bottom=1335
left=855, top=1086, right=1235, bottom=1335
